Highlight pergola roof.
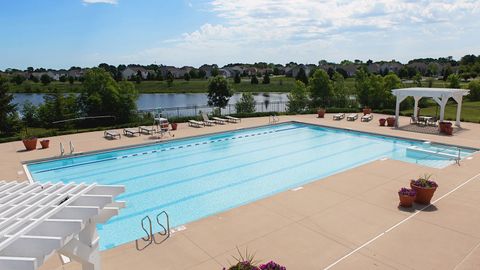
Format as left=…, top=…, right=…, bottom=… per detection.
left=391, top=87, right=470, bottom=97
left=0, top=181, right=125, bottom=270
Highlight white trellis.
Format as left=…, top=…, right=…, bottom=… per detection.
left=391, top=87, right=470, bottom=128
left=0, top=181, right=125, bottom=270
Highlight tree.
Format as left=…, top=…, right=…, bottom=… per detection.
left=59, top=75, right=67, bottom=82
left=29, top=74, right=39, bottom=83
left=0, top=77, right=21, bottom=135
left=235, top=92, right=256, bottom=113
left=68, top=76, right=75, bottom=85
left=413, top=73, right=422, bottom=87
left=331, top=72, right=349, bottom=107
left=11, top=74, right=26, bottom=85
left=198, top=69, right=207, bottom=79
left=447, top=74, right=460, bottom=88
left=166, top=71, right=174, bottom=87
left=40, top=74, right=52, bottom=85
left=287, top=80, right=309, bottom=113
left=78, top=68, right=138, bottom=124
left=207, top=76, right=233, bottom=109
left=251, top=75, right=259, bottom=84
left=468, top=80, right=480, bottom=101
left=234, top=72, right=241, bottom=84
left=21, top=101, right=39, bottom=127
left=309, top=69, right=332, bottom=108
left=37, top=89, right=76, bottom=128
left=211, top=68, right=219, bottom=77
left=189, top=69, right=198, bottom=79
left=295, top=68, right=308, bottom=85
left=262, top=73, right=270, bottom=84
left=443, top=66, right=453, bottom=81
left=183, top=72, right=191, bottom=81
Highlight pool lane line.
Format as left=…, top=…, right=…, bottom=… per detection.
left=323, top=171, right=480, bottom=270
left=31, top=126, right=306, bottom=174
left=51, top=129, right=326, bottom=183
left=109, top=141, right=379, bottom=222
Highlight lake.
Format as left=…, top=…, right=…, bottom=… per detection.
left=13, top=93, right=288, bottom=110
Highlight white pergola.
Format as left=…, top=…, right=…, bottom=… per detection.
left=0, top=181, right=125, bottom=270
left=391, top=87, right=470, bottom=128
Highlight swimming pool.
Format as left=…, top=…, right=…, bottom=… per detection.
left=26, top=122, right=476, bottom=250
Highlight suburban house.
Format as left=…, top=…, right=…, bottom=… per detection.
left=199, top=64, right=218, bottom=78
left=122, top=66, right=149, bottom=80
left=67, top=68, right=86, bottom=79
left=380, top=61, right=403, bottom=74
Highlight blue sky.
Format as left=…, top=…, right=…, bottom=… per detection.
left=1, top=0, right=479, bottom=69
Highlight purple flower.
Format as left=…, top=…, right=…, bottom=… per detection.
left=398, top=187, right=416, bottom=197
left=259, top=261, right=286, bottom=270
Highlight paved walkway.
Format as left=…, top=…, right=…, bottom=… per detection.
left=1, top=114, right=478, bottom=270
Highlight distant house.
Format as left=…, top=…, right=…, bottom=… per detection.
left=199, top=64, right=218, bottom=78
left=218, top=68, right=233, bottom=78
left=68, top=69, right=85, bottom=79
left=340, top=64, right=357, bottom=77
left=380, top=62, right=403, bottom=74
left=407, top=62, right=428, bottom=75
left=367, top=63, right=381, bottom=74
left=122, top=66, right=148, bottom=80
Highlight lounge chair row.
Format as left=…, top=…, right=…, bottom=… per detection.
left=189, top=113, right=240, bottom=127
left=332, top=113, right=373, bottom=122
left=104, top=124, right=172, bottom=139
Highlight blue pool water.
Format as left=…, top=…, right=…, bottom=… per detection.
left=27, top=123, right=476, bottom=249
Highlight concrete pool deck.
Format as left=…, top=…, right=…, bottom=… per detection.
left=1, top=114, right=479, bottom=269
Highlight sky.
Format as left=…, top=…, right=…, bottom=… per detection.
left=1, top=0, right=480, bottom=70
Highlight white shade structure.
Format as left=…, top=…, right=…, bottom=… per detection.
left=0, top=181, right=125, bottom=270
left=391, top=87, right=470, bottom=128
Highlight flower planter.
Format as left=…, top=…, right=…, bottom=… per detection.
left=362, top=108, right=372, bottom=115
left=317, top=108, right=326, bottom=118
left=379, top=118, right=386, bottom=126
left=444, top=125, right=453, bottom=135
left=439, top=121, right=452, bottom=133
left=22, top=138, right=37, bottom=151
left=170, top=123, right=178, bottom=130
left=398, top=194, right=416, bottom=207
left=40, top=139, right=50, bottom=149
left=386, top=117, right=396, bottom=127
left=410, top=180, right=437, bottom=205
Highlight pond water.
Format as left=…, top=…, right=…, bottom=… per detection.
left=12, top=93, right=288, bottom=110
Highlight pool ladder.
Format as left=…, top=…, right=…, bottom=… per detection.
left=135, top=211, right=170, bottom=251
left=269, top=114, right=279, bottom=124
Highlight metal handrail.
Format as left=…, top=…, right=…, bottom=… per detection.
left=135, top=211, right=170, bottom=251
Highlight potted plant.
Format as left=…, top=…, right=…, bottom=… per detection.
left=398, top=187, right=416, bottom=207
left=259, top=261, right=286, bottom=270
left=410, top=174, right=438, bottom=205
left=379, top=118, right=386, bottom=126
left=363, top=107, right=372, bottom=115
left=439, top=121, right=452, bottom=133
left=386, top=117, right=396, bottom=127
left=444, top=125, right=453, bottom=135
left=22, top=136, right=37, bottom=151
left=40, top=139, right=50, bottom=149
left=170, top=122, right=178, bottom=130
left=317, top=108, right=326, bottom=118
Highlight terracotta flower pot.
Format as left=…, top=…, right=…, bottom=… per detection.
left=444, top=126, right=453, bottom=135
left=379, top=118, right=386, bottom=126
left=317, top=108, right=326, bottom=118
left=439, top=121, right=452, bottom=133
left=363, top=108, right=371, bottom=115
left=22, top=138, right=37, bottom=151
left=386, top=117, right=396, bottom=127
left=40, top=139, right=50, bottom=149
left=410, top=181, right=437, bottom=205
left=170, top=123, right=178, bottom=130
left=398, top=194, right=416, bottom=208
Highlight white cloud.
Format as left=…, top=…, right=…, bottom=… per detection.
left=124, top=0, right=480, bottom=66
left=82, top=0, right=118, bottom=5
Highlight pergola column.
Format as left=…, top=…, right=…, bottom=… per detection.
left=413, top=96, right=422, bottom=118
left=453, top=94, right=463, bottom=127
left=433, top=95, right=449, bottom=122
left=394, top=94, right=407, bottom=128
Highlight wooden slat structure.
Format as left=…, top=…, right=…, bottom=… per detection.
left=0, top=181, right=125, bottom=270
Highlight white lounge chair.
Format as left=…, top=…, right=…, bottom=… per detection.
left=361, top=114, right=373, bottom=122
left=212, top=117, right=227, bottom=124
left=104, top=130, right=121, bottom=139
left=188, top=120, right=204, bottom=127
left=347, top=113, right=358, bottom=121
left=123, top=127, right=140, bottom=136
left=333, top=113, right=345, bottom=120
left=201, top=113, right=216, bottom=126
left=225, top=115, right=241, bottom=123
left=140, top=125, right=156, bottom=135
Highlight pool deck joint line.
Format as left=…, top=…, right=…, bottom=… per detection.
left=323, top=171, right=480, bottom=270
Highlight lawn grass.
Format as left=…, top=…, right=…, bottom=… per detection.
left=401, top=100, right=480, bottom=123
